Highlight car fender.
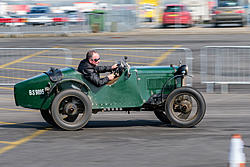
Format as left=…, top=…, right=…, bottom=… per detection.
left=40, top=78, right=91, bottom=110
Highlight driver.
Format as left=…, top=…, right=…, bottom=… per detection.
left=77, top=50, right=118, bottom=87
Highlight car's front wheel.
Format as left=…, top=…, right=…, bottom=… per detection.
left=51, top=89, right=92, bottom=130
left=165, top=87, right=206, bottom=128
left=154, top=110, right=171, bottom=124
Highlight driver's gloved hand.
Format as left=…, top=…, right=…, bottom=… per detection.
left=108, top=73, right=115, bottom=80
left=112, top=64, right=118, bottom=70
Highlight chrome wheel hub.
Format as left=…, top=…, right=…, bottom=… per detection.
left=64, top=103, right=78, bottom=116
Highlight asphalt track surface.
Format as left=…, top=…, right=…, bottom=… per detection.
left=0, top=29, right=250, bottom=167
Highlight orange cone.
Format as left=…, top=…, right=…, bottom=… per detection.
left=228, top=134, right=246, bottom=167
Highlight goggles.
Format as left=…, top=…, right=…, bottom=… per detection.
left=92, top=58, right=100, bottom=62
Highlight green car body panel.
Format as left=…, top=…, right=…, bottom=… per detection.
left=14, top=66, right=178, bottom=110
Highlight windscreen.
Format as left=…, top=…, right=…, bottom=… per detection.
left=165, top=6, right=182, bottom=12
left=29, top=7, right=50, bottom=14
left=218, top=0, right=239, bottom=7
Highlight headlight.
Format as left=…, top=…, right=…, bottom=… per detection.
left=185, top=65, right=188, bottom=74
left=175, top=65, right=188, bottom=75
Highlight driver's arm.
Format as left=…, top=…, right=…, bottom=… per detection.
left=95, top=66, right=112, bottom=73
left=95, top=64, right=117, bottom=73
left=85, top=72, right=110, bottom=87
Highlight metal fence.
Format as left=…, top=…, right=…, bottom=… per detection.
left=104, top=10, right=138, bottom=32
left=94, top=47, right=193, bottom=86
left=0, top=24, right=90, bottom=35
left=201, top=46, right=250, bottom=93
left=0, top=48, right=72, bottom=86
left=0, top=13, right=89, bottom=34
left=0, top=47, right=193, bottom=86
left=0, top=11, right=138, bottom=35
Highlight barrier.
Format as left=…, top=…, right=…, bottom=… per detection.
left=0, top=48, right=72, bottom=86
left=0, top=47, right=193, bottom=86
left=0, top=14, right=89, bottom=34
left=201, top=46, right=250, bottom=93
left=0, top=11, right=137, bottom=35
left=104, top=10, right=138, bottom=32
left=94, top=47, right=193, bottom=86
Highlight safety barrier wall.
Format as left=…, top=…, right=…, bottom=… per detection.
left=200, top=46, right=250, bottom=93
left=94, top=48, right=193, bottom=86
left=0, top=48, right=72, bottom=86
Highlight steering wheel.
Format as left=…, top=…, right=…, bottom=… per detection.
left=113, top=57, right=130, bottom=77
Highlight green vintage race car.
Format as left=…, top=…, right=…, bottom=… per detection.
left=14, top=58, right=206, bottom=130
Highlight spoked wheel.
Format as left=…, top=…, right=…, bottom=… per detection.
left=165, top=87, right=206, bottom=128
left=51, top=89, right=92, bottom=131
left=40, top=109, right=57, bottom=126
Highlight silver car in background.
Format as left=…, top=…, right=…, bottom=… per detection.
left=211, top=0, right=247, bottom=27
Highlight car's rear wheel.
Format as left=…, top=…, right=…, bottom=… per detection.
left=165, top=87, right=206, bottom=128
left=51, top=89, right=92, bottom=131
left=40, top=109, right=57, bottom=126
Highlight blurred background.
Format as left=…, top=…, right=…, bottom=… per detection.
left=0, top=0, right=249, bottom=34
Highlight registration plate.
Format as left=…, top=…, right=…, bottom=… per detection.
left=169, top=14, right=178, bottom=16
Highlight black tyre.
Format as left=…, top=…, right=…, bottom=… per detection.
left=51, top=89, right=92, bottom=131
left=154, top=110, right=171, bottom=124
left=240, top=21, right=246, bottom=27
left=165, top=87, right=206, bottom=128
left=162, top=24, right=168, bottom=28
left=40, top=109, right=57, bottom=126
